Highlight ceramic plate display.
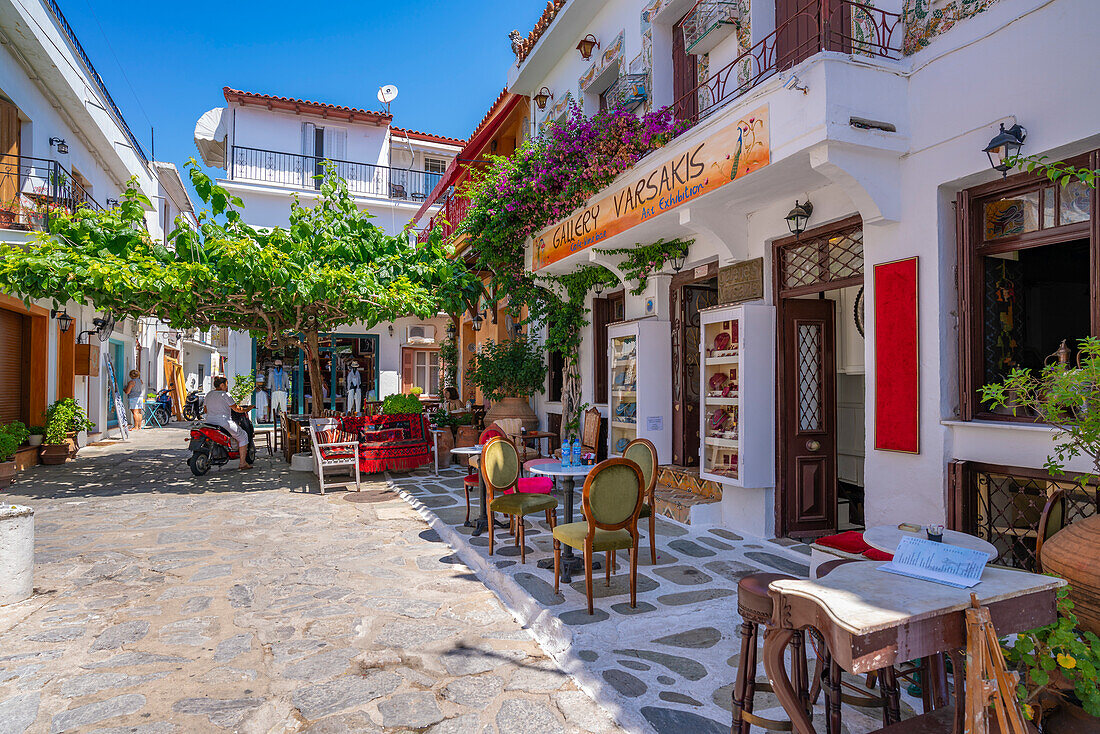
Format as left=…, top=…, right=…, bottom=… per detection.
left=714, top=332, right=731, bottom=351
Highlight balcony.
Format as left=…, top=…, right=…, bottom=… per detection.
left=0, top=154, right=101, bottom=233
left=416, top=192, right=471, bottom=245
left=673, top=0, right=901, bottom=130
left=683, top=1, right=745, bottom=56
left=229, top=146, right=444, bottom=203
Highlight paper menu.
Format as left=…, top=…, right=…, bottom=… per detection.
left=878, top=537, right=990, bottom=588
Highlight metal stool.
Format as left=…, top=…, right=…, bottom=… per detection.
left=732, top=572, right=809, bottom=733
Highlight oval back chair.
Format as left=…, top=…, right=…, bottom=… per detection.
left=623, top=438, right=659, bottom=563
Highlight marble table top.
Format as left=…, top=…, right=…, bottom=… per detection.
left=864, top=525, right=997, bottom=558
left=529, top=462, right=596, bottom=477
left=450, top=445, right=483, bottom=455
left=770, top=561, right=1063, bottom=637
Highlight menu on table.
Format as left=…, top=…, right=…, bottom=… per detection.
left=878, top=536, right=989, bottom=588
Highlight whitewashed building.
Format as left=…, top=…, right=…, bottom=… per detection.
left=193, top=88, right=464, bottom=416
left=0, top=0, right=194, bottom=444
left=488, top=0, right=1100, bottom=559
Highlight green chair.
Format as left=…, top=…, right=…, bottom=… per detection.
left=552, top=458, right=644, bottom=615
left=623, top=438, right=658, bottom=564
left=484, top=436, right=558, bottom=563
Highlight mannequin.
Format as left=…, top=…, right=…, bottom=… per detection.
left=254, top=370, right=269, bottom=422
left=269, top=359, right=290, bottom=418
left=346, top=361, right=363, bottom=415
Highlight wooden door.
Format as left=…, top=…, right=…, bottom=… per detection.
left=775, top=0, right=850, bottom=71
left=0, top=98, right=19, bottom=208
left=672, top=12, right=697, bottom=124
left=779, top=297, right=837, bottom=535
left=676, top=283, right=718, bottom=466
left=0, top=308, right=26, bottom=423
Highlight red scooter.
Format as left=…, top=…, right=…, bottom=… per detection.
left=187, top=408, right=256, bottom=476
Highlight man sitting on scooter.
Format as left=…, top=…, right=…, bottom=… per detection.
left=204, top=376, right=253, bottom=470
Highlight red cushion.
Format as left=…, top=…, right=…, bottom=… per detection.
left=319, top=447, right=355, bottom=460
left=479, top=427, right=505, bottom=444
left=815, top=530, right=871, bottom=554
left=517, top=476, right=553, bottom=494
left=463, top=474, right=479, bottom=486
left=863, top=548, right=894, bottom=561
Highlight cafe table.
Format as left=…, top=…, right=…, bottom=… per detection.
left=863, top=524, right=998, bottom=559
left=529, top=461, right=597, bottom=583
left=762, top=562, right=1063, bottom=734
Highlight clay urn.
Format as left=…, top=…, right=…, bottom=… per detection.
left=1040, top=514, right=1100, bottom=636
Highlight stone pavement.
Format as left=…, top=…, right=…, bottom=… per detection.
left=0, top=427, right=621, bottom=733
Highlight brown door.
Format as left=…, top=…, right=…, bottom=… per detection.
left=675, top=283, right=718, bottom=466
left=775, top=0, right=851, bottom=71
left=672, top=12, right=697, bottom=124
left=0, top=98, right=19, bottom=208
left=779, top=297, right=837, bottom=536
left=0, top=307, right=26, bottom=424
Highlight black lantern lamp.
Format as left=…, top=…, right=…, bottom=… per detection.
left=576, top=34, right=600, bottom=60
left=533, top=87, right=553, bottom=110
left=984, top=123, right=1027, bottom=178
left=49, top=137, right=69, bottom=155
left=785, top=200, right=814, bottom=238
left=670, top=249, right=688, bottom=273
left=594, top=279, right=604, bottom=296
left=446, top=321, right=456, bottom=337
left=51, top=309, right=73, bottom=333
left=471, top=312, right=484, bottom=332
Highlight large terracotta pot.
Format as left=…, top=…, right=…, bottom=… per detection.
left=39, top=444, right=70, bottom=466
left=1041, top=701, right=1095, bottom=734
left=1041, top=515, right=1100, bottom=636
left=454, top=425, right=479, bottom=468
left=434, top=428, right=454, bottom=467
left=0, top=460, right=15, bottom=486
left=484, top=396, right=537, bottom=432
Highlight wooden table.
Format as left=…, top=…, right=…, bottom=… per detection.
left=763, top=562, right=1063, bottom=734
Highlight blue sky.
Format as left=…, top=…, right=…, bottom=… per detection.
left=57, top=0, right=544, bottom=204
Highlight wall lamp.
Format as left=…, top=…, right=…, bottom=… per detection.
left=670, top=250, right=688, bottom=272
left=576, top=34, right=600, bottom=60
left=785, top=200, right=814, bottom=238
left=984, top=123, right=1027, bottom=178
left=106, top=198, right=119, bottom=207
left=49, top=137, right=69, bottom=155
left=533, top=87, right=553, bottom=110
left=470, top=311, right=484, bottom=332
left=51, top=309, right=73, bottom=333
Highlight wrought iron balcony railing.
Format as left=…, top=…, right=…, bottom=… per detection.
left=229, top=146, right=444, bottom=202
left=0, top=154, right=101, bottom=233
left=673, top=0, right=901, bottom=130
left=416, top=192, right=470, bottom=245
left=682, top=1, right=744, bottom=55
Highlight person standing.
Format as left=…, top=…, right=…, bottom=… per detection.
left=269, top=359, right=290, bottom=418
left=124, top=369, right=144, bottom=430
left=346, top=361, right=362, bottom=415
left=204, top=376, right=252, bottom=470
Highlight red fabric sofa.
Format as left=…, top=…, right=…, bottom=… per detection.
left=340, top=414, right=432, bottom=473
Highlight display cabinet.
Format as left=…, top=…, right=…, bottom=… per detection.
left=699, top=303, right=775, bottom=487
left=608, top=319, right=672, bottom=463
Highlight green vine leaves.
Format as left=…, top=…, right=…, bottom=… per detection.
left=595, top=237, right=693, bottom=296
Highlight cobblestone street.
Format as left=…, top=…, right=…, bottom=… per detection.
left=0, top=428, right=619, bottom=733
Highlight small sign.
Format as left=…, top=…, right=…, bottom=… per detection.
left=645, top=297, right=656, bottom=315
left=878, top=536, right=989, bottom=588
left=646, top=416, right=663, bottom=431
left=718, top=258, right=764, bottom=304
left=693, top=264, right=711, bottom=279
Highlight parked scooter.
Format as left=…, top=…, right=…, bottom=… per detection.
left=182, top=390, right=204, bottom=422
left=187, top=408, right=257, bottom=476
left=152, top=389, right=173, bottom=425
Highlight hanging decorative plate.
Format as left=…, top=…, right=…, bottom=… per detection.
left=714, top=332, right=731, bottom=351
left=708, top=372, right=728, bottom=391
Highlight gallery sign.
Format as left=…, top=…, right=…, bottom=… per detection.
left=532, top=105, right=770, bottom=271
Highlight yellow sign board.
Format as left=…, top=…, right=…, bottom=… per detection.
left=533, top=105, right=770, bottom=270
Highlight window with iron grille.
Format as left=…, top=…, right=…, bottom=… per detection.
left=776, top=220, right=864, bottom=298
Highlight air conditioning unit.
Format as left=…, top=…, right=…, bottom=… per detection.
left=406, top=324, right=436, bottom=344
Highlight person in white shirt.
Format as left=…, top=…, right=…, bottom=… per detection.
left=203, top=376, right=252, bottom=470
left=269, top=359, right=289, bottom=417
left=346, top=361, right=362, bottom=415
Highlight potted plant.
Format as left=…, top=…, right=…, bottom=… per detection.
left=40, top=398, right=94, bottom=464
left=465, top=336, right=546, bottom=430
left=1003, top=585, right=1100, bottom=731
left=0, top=422, right=30, bottom=486
left=26, top=425, right=45, bottom=447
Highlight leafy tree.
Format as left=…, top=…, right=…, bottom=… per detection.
left=0, top=161, right=477, bottom=416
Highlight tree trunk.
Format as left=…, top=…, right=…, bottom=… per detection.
left=560, top=357, right=581, bottom=443
left=306, top=330, right=325, bottom=418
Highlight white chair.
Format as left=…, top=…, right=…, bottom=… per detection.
left=308, top=417, right=360, bottom=495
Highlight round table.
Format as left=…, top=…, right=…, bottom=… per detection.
left=863, top=524, right=997, bottom=560
left=529, top=462, right=596, bottom=583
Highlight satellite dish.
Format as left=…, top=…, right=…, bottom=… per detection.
left=377, top=85, right=399, bottom=113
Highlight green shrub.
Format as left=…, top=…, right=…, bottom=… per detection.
left=465, top=336, right=546, bottom=402
left=43, top=398, right=94, bottom=445
left=0, top=421, right=29, bottom=461
left=381, top=393, right=424, bottom=415
left=230, top=373, right=256, bottom=406
left=27, top=425, right=46, bottom=436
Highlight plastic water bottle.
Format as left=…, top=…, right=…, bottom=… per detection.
left=571, top=438, right=581, bottom=468
left=561, top=439, right=571, bottom=468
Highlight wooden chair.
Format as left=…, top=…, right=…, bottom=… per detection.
left=483, top=437, right=558, bottom=563
left=623, top=438, right=659, bottom=564
left=307, top=417, right=360, bottom=495
left=552, top=458, right=644, bottom=614
left=1035, top=487, right=1067, bottom=573
left=554, top=406, right=602, bottom=458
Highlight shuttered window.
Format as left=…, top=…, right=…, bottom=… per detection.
left=0, top=308, right=26, bottom=423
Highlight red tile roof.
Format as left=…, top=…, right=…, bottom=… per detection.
left=222, top=87, right=391, bottom=125
left=391, top=127, right=465, bottom=147
left=468, top=88, right=512, bottom=142
left=512, top=0, right=568, bottom=65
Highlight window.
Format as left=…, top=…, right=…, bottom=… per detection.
left=548, top=350, right=564, bottom=403
left=414, top=350, right=440, bottom=396
left=957, top=151, right=1098, bottom=420
left=424, top=158, right=447, bottom=175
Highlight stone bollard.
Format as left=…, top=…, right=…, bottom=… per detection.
left=0, top=504, right=34, bottom=605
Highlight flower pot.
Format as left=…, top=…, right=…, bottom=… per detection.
left=1041, top=514, right=1100, bottom=636
left=484, top=396, right=537, bottom=432
left=27, top=435, right=43, bottom=448
left=39, top=444, right=70, bottom=465
left=0, top=460, right=15, bottom=486
left=455, top=425, right=479, bottom=468
left=435, top=428, right=454, bottom=466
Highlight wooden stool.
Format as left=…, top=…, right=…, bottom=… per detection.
left=732, top=572, right=809, bottom=733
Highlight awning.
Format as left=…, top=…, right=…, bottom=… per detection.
left=193, top=107, right=228, bottom=169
